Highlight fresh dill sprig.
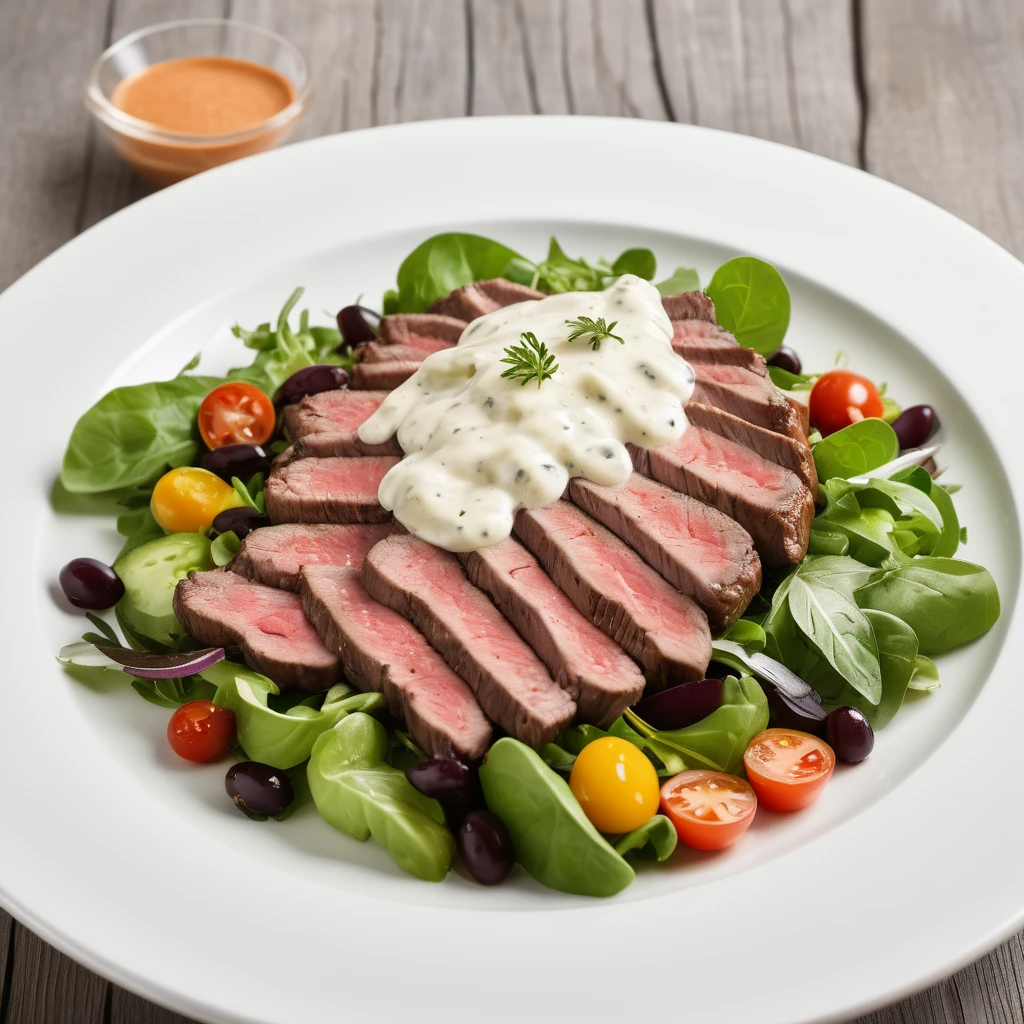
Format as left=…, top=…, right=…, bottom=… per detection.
left=500, top=332, right=559, bottom=388
left=565, top=316, right=624, bottom=351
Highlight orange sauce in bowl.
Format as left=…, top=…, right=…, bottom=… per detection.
left=106, top=56, right=299, bottom=184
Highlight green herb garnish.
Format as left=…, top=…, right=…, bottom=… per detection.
left=500, top=332, right=558, bottom=388
left=565, top=316, right=624, bottom=350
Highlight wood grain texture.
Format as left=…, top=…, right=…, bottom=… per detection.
left=862, top=0, right=1024, bottom=258
left=2, top=1, right=1024, bottom=1023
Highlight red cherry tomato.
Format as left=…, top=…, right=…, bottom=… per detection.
left=167, top=700, right=236, bottom=762
left=198, top=382, right=275, bottom=450
left=660, top=770, right=757, bottom=851
left=743, top=729, right=835, bottom=813
left=809, top=370, right=884, bottom=436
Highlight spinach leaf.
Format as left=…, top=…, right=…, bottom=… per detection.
left=908, top=655, right=940, bottom=691
left=705, top=256, right=791, bottom=355
left=855, top=557, right=1000, bottom=653
left=768, top=365, right=815, bottom=391
left=655, top=266, right=701, bottom=296
left=624, top=675, right=769, bottom=776
left=540, top=742, right=577, bottom=773
left=392, top=234, right=533, bottom=313
left=227, top=288, right=349, bottom=394
left=61, top=374, right=223, bottom=493
left=611, top=248, right=657, bottom=280
left=788, top=570, right=882, bottom=704
left=719, top=619, right=767, bottom=651
left=813, top=418, right=900, bottom=483
left=612, top=815, right=678, bottom=862
left=115, top=505, right=164, bottom=557
left=308, top=713, right=455, bottom=882
left=807, top=609, right=918, bottom=727
left=211, top=530, right=242, bottom=567
left=479, top=737, right=634, bottom=897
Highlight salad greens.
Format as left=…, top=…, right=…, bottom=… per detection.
left=479, top=738, right=634, bottom=897
left=308, top=713, right=455, bottom=883
left=705, top=257, right=791, bottom=356
left=612, top=815, right=678, bottom=862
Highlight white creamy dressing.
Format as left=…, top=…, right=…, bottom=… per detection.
left=358, top=275, right=695, bottom=551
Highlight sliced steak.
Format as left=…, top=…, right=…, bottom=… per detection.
left=568, top=474, right=761, bottom=633
left=357, top=341, right=428, bottom=364
left=430, top=279, right=545, bottom=321
left=281, top=390, right=400, bottom=457
left=230, top=523, right=392, bottom=591
left=459, top=538, right=646, bottom=726
left=661, top=291, right=716, bottom=322
left=687, top=402, right=818, bottom=492
left=632, top=427, right=813, bottom=567
left=351, top=360, right=420, bottom=390
left=173, top=569, right=339, bottom=692
left=363, top=535, right=576, bottom=748
left=691, top=361, right=806, bottom=440
left=265, top=456, right=396, bottom=524
left=380, top=313, right=466, bottom=350
left=301, top=565, right=491, bottom=761
left=671, top=319, right=766, bottom=374
left=513, top=502, right=712, bottom=685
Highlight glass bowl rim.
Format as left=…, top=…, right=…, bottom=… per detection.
left=85, top=17, right=314, bottom=146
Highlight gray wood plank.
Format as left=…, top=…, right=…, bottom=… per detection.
left=109, top=985, right=197, bottom=1024
left=649, top=0, right=860, bottom=164
left=3, top=927, right=107, bottom=1024
left=862, top=0, right=1024, bottom=258
left=0, top=911, right=14, bottom=1013
left=0, top=0, right=110, bottom=290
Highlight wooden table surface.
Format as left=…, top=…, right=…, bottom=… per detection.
left=2, top=0, right=1023, bottom=1021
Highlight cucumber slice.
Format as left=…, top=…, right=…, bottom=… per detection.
left=113, top=533, right=215, bottom=649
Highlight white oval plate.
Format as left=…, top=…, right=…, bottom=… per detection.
left=0, top=118, right=1020, bottom=1024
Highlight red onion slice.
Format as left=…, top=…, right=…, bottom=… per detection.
left=58, top=642, right=225, bottom=679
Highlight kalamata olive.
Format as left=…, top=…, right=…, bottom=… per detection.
left=632, top=678, right=723, bottom=730
left=337, top=305, right=380, bottom=346
left=211, top=506, right=270, bottom=540
left=202, top=443, right=271, bottom=483
left=768, top=346, right=802, bottom=375
left=59, top=557, right=125, bottom=610
left=274, top=364, right=349, bottom=407
left=891, top=404, right=939, bottom=450
left=407, top=758, right=473, bottom=802
left=458, top=810, right=514, bottom=885
left=765, top=685, right=828, bottom=735
left=825, top=706, right=874, bottom=763
left=225, top=761, right=294, bottom=817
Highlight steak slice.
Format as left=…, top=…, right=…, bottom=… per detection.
left=661, top=291, right=716, bottom=322
left=363, top=535, right=576, bottom=748
left=281, top=390, right=400, bottom=457
left=632, top=427, right=813, bottom=566
left=379, top=313, right=466, bottom=350
left=357, top=341, right=428, bottom=364
left=265, top=456, right=397, bottom=524
left=568, top=474, right=761, bottom=633
left=459, top=539, right=646, bottom=726
left=351, top=361, right=420, bottom=390
left=301, top=565, right=491, bottom=761
left=687, top=402, right=818, bottom=492
left=671, top=319, right=766, bottom=374
left=430, top=279, right=545, bottom=321
left=230, top=523, right=393, bottom=591
left=173, top=569, right=340, bottom=692
left=691, top=362, right=806, bottom=440
left=513, top=502, right=712, bottom=685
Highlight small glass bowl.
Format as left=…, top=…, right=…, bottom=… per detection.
left=86, top=19, right=313, bottom=186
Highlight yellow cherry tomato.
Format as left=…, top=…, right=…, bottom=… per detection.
left=150, top=467, right=243, bottom=534
left=569, top=736, right=660, bottom=834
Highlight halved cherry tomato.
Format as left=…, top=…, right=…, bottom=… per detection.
left=569, top=737, right=661, bottom=834
left=660, top=770, right=757, bottom=851
left=743, top=729, right=835, bottom=813
left=167, top=700, right=236, bottom=762
left=809, top=369, right=884, bottom=436
left=150, top=466, right=243, bottom=533
left=198, top=382, right=275, bottom=449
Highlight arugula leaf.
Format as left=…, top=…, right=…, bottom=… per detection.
left=705, top=257, right=791, bottom=355
left=855, top=557, right=1000, bottom=654
left=654, top=266, right=701, bottom=296
left=813, top=418, right=900, bottom=483
left=61, top=375, right=223, bottom=493
left=392, top=234, right=533, bottom=313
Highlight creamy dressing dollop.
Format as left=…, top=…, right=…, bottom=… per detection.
left=358, top=275, right=695, bottom=551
